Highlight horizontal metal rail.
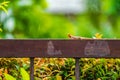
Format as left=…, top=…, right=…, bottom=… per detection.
left=0, top=39, right=120, bottom=80
left=0, top=39, right=119, bottom=57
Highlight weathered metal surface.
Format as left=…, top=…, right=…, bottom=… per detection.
left=30, top=57, right=34, bottom=80
left=0, top=39, right=120, bottom=80
left=0, top=39, right=119, bottom=57
left=75, top=58, right=80, bottom=80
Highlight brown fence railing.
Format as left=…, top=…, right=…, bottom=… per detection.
left=0, top=39, right=119, bottom=80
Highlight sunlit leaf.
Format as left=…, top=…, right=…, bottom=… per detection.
left=0, top=76, right=2, bottom=80
left=0, top=6, right=8, bottom=14
left=71, top=76, right=75, bottom=80
left=0, top=1, right=9, bottom=14
left=4, top=73, right=16, bottom=80
left=93, top=33, right=103, bottom=39
left=56, top=75, right=62, bottom=80
left=20, top=68, right=30, bottom=80
left=0, top=28, right=2, bottom=32
left=1, top=1, right=9, bottom=7
left=97, top=78, right=101, bottom=80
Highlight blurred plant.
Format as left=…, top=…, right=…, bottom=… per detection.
left=4, top=73, right=16, bottom=80
left=34, top=58, right=75, bottom=80
left=93, top=33, right=103, bottom=39
left=0, top=58, right=30, bottom=80
left=80, top=58, right=120, bottom=80
left=20, top=68, right=30, bottom=80
left=0, top=0, right=9, bottom=14
left=0, top=0, right=9, bottom=34
left=4, top=68, right=29, bottom=80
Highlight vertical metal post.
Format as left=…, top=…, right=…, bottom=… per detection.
left=30, top=57, right=34, bottom=80
left=75, top=58, right=80, bottom=80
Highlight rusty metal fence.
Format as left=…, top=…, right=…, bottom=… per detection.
left=0, top=39, right=119, bottom=80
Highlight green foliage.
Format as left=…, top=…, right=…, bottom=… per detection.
left=4, top=73, right=16, bottom=80
left=34, top=58, right=120, bottom=80
left=3, top=68, right=29, bottom=80
left=34, top=58, right=75, bottom=80
left=0, top=0, right=120, bottom=38
left=0, top=0, right=9, bottom=33
left=0, top=28, right=2, bottom=32
left=0, top=1, right=9, bottom=14
left=20, top=68, right=30, bottom=80
left=1, top=58, right=120, bottom=80
left=0, top=58, right=30, bottom=80
left=80, top=58, right=120, bottom=80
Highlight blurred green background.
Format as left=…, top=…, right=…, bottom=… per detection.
left=1, top=0, right=120, bottom=80
left=0, top=0, right=120, bottom=39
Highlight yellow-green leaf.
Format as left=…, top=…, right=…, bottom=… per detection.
left=20, top=68, right=30, bottom=80
left=56, top=75, right=62, bottom=80
left=4, top=73, right=16, bottom=80
left=0, top=6, right=8, bottom=14
left=71, top=76, right=75, bottom=80
left=94, top=33, right=103, bottom=39
left=1, top=1, right=10, bottom=4
left=0, top=28, right=3, bottom=32
left=1, top=1, right=9, bottom=6
left=0, top=76, right=2, bottom=80
left=0, top=1, right=9, bottom=14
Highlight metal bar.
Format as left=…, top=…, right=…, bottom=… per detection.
left=75, top=58, right=80, bottom=80
left=0, top=40, right=118, bottom=58
left=30, top=57, right=34, bottom=80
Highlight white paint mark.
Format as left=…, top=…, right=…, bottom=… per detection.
left=84, top=40, right=110, bottom=57
left=47, top=41, right=62, bottom=55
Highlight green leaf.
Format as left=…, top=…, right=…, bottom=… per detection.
left=71, top=76, right=75, bottom=80
left=1, top=1, right=9, bottom=7
left=2, top=1, right=10, bottom=4
left=0, top=76, right=2, bottom=80
left=4, top=73, right=16, bottom=80
left=0, top=1, right=9, bottom=14
left=56, top=74, right=62, bottom=80
left=0, top=5, right=8, bottom=14
left=20, top=68, right=30, bottom=80
left=0, top=28, right=2, bottom=32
